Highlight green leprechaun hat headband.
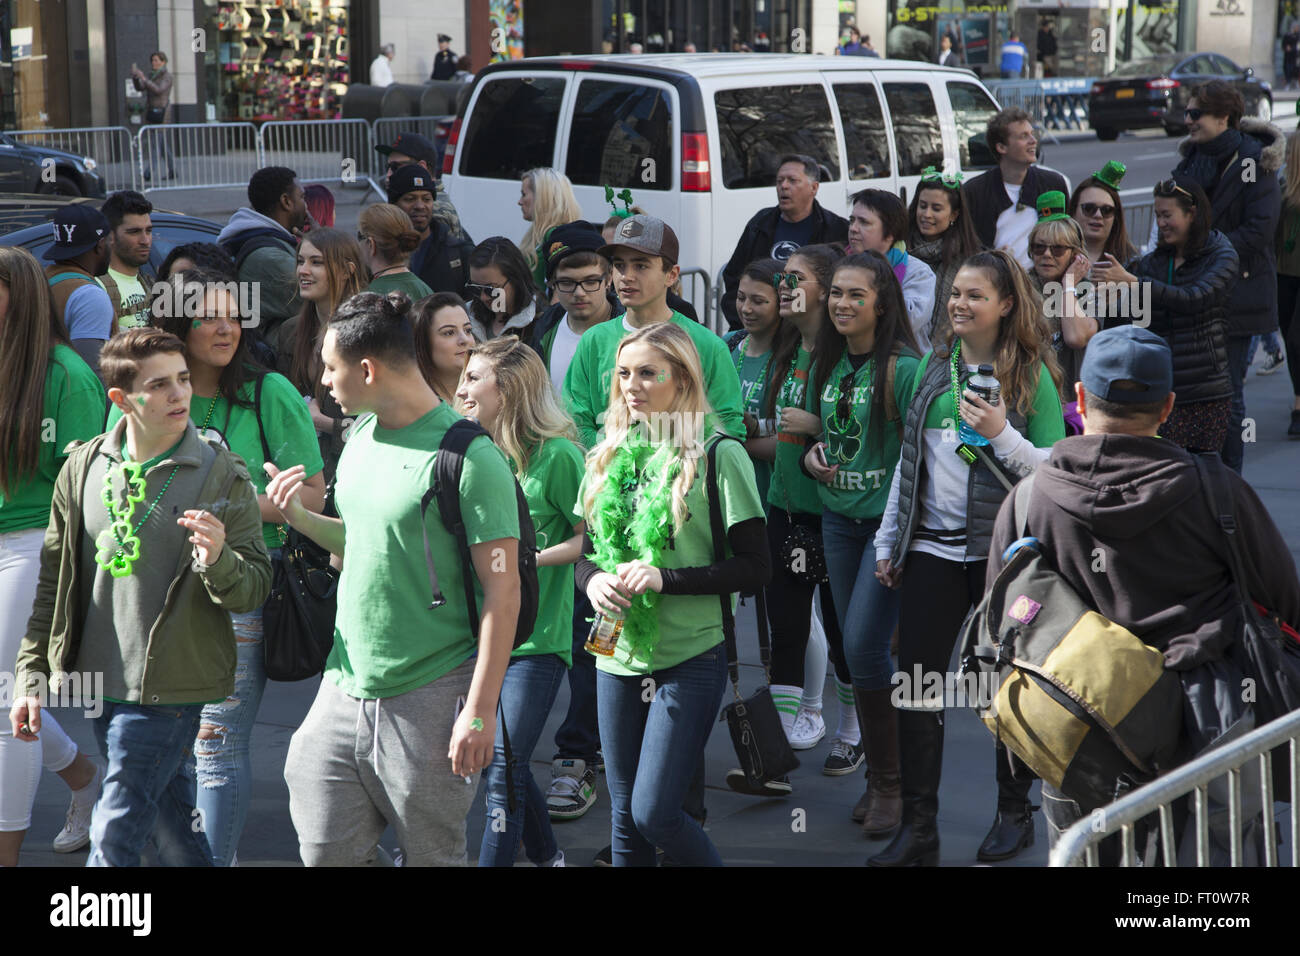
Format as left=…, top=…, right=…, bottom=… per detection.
left=1092, top=160, right=1126, bottom=190
left=1037, top=190, right=1070, bottom=223
left=604, top=186, right=635, bottom=219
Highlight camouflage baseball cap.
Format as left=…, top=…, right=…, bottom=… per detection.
left=598, top=213, right=679, bottom=265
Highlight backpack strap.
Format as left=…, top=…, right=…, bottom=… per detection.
left=1012, top=469, right=1037, bottom=540
left=883, top=352, right=902, bottom=445
left=99, top=271, right=124, bottom=321
left=1192, top=452, right=1262, bottom=628
left=48, top=272, right=88, bottom=286
left=706, top=433, right=758, bottom=692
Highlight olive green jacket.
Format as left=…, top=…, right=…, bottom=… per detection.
left=15, top=422, right=271, bottom=705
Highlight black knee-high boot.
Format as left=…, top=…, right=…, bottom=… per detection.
left=867, top=709, right=942, bottom=866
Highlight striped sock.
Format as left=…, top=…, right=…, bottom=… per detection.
left=834, top=679, right=860, bottom=745
left=770, top=684, right=803, bottom=737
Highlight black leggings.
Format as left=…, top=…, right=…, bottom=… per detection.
left=765, top=508, right=849, bottom=687
left=1275, top=273, right=1300, bottom=397
left=897, top=552, right=987, bottom=681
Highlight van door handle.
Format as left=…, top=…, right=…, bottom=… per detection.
left=899, top=186, right=907, bottom=205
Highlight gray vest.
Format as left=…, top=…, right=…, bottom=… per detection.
left=890, top=352, right=1030, bottom=569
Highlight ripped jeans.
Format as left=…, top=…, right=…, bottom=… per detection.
left=191, top=607, right=268, bottom=866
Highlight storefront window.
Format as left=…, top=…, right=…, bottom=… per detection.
left=886, top=1, right=1008, bottom=65
left=3, top=0, right=69, bottom=129
left=208, top=0, right=351, bottom=122
left=1116, top=2, right=1179, bottom=62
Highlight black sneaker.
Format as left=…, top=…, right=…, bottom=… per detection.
left=725, top=769, right=793, bottom=796
left=592, top=844, right=612, bottom=866
left=822, top=737, right=865, bottom=776
left=1290, top=410, right=1300, bottom=438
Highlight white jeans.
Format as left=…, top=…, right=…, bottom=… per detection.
left=0, top=528, right=78, bottom=830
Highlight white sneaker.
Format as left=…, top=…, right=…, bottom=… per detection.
left=788, top=707, right=826, bottom=750
left=537, top=849, right=566, bottom=867
left=53, top=759, right=102, bottom=853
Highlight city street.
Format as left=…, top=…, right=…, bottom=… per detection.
left=19, top=365, right=1299, bottom=868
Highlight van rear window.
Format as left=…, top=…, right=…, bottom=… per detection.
left=947, top=82, right=1000, bottom=168
left=882, top=83, right=944, bottom=177
left=714, top=86, right=839, bottom=189
left=566, top=80, right=672, bottom=192
left=459, top=76, right=566, bottom=179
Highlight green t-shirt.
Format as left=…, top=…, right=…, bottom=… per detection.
left=109, top=371, right=323, bottom=551
left=99, top=267, right=151, bottom=329
left=730, top=338, right=773, bottom=506
left=561, top=312, right=746, bottom=449
left=767, top=346, right=822, bottom=515
left=514, top=435, right=584, bottom=665
left=574, top=437, right=765, bottom=677
left=330, top=402, right=521, bottom=698
left=806, top=349, right=920, bottom=520
left=368, top=270, right=434, bottom=302
left=0, top=345, right=106, bottom=534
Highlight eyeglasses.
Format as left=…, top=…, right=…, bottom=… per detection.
left=386, top=160, right=407, bottom=174
left=1079, top=202, right=1116, bottom=219
left=1029, top=242, right=1072, bottom=257
left=1154, top=179, right=1196, bottom=202
left=465, top=282, right=507, bottom=297
left=553, top=276, right=606, bottom=293
left=919, top=165, right=964, bottom=189
left=772, top=272, right=801, bottom=289
left=1184, top=108, right=1205, bottom=121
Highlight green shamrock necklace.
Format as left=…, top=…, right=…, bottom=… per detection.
left=95, top=460, right=181, bottom=577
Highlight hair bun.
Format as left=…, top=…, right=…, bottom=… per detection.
left=383, top=290, right=412, bottom=318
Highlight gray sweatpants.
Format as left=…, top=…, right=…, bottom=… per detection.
left=284, top=658, right=478, bottom=866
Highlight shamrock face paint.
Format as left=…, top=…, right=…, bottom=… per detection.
left=657, top=371, right=668, bottom=383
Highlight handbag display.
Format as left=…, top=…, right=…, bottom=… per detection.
left=706, top=436, right=800, bottom=790
left=262, top=526, right=338, bottom=681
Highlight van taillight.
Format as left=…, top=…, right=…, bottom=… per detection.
left=442, top=117, right=463, bottom=176
left=682, top=133, right=710, bottom=192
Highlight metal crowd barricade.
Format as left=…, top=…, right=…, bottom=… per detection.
left=677, top=267, right=715, bottom=334
left=1119, top=190, right=1157, bottom=256
left=8, top=126, right=138, bottom=192
left=370, top=114, right=456, bottom=180
left=1050, top=708, right=1300, bottom=867
left=138, top=122, right=261, bottom=192
left=1038, top=77, right=1094, bottom=132
left=261, top=118, right=374, bottom=188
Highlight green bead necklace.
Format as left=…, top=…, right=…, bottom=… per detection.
left=95, top=460, right=181, bottom=577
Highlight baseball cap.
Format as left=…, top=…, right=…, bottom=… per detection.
left=44, top=205, right=110, bottom=261
left=598, top=214, right=679, bottom=265
left=1079, top=326, right=1173, bottom=405
left=545, top=222, right=606, bottom=278
left=387, top=165, right=437, bottom=204
left=375, top=132, right=438, bottom=168
left=438, top=34, right=452, bottom=43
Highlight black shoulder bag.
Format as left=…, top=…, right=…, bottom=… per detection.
left=259, top=373, right=340, bottom=681
left=709, top=435, right=800, bottom=791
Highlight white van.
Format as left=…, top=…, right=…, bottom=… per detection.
left=442, top=54, right=1026, bottom=332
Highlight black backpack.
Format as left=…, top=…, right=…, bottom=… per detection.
left=419, top=418, right=539, bottom=650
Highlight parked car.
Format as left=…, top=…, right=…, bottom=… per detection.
left=0, top=195, right=221, bottom=271
left=0, top=133, right=107, bottom=197
left=1088, top=52, right=1272, bottom=141
left=442, top=54, right=1052, bottom=331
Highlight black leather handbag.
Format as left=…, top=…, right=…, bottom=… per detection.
left=706, top=438, right=800, bottom=789
left=263, top=527, right=339, bottom=681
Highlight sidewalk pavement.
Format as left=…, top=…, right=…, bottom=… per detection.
left=17, top=359, right=1300, bottom=867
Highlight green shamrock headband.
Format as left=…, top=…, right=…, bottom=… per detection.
left=919, top=166, right=963, bottom=189
left=604, top=186, right=635, bottom=219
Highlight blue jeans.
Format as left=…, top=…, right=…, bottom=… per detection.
left=479, top=652, right=567, bottom=867
left=192, top=606, right=269, bottom=866
left=553, top=586, right=599, bottom=761
left=821, top=510, right=902, bottom=692
left=597, top=645, right=728, bottom=867
left=1221, top=336, right=1252, bottom=474
left=89, top=701, right=214, bottom=866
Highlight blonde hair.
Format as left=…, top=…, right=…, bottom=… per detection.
left=520, top=168, right=583, bottom=272
left=359, top=203, right=422, bottom=266
left=1028, top=217, right=1085, bottom=255
left=457, top=335, right=578, bottom=476
left=1284, top=132, right=1300, bottom=208
left=582, top=323, right=713, bottom=530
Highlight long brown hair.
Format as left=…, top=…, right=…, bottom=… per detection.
left=289, top=228, right=365, bottom=399
left=939, top=250, right=1063, bottom=418
left=0, top=247, right=70, bottom=495
left=907, top=182, right=982, bottom=265
left=1068, top=177, right=1137, bottom=263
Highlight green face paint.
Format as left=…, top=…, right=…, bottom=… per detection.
left=192, top=320, right=202, bottom=329
left=136, top=396, right=146, bottom=407
left=657, top=371, right=668, bottom=383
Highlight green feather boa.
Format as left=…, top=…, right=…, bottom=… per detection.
left=588, top=436, right=682, bottom=667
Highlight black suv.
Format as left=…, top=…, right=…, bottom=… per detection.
left=0, top=132, right=107, bottom=197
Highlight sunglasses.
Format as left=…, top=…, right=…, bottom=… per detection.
left=1079, top=202, right=1116, bottom=219
left=553, top=276, right=606, bottom=293
left=772, top=272, right=801, bottom=289
left=1029, top=242, right=1072, bottom=258
left=836, top=368, right=856, bottom=424
left=1183, top=108, right=1205, bottom=121
left=465, top=282, right=507, bottom=297
left=1154, top=179, right=1196, bottom=202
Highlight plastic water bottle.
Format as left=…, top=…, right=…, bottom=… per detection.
left=959, top=364, right=1001, bottom=447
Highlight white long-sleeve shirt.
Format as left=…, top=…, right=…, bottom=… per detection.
left=370, top=55, right=394, bottom=87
